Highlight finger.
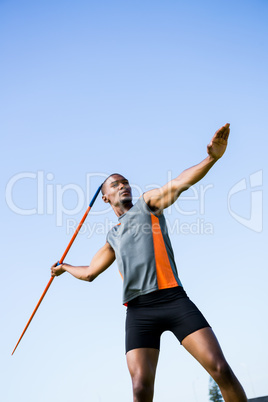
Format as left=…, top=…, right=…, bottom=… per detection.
left=217, top=131, right=228, bottom=141
left=215, top=125, right=229, bottom=141
left=221, top=125, right=230, bottom=141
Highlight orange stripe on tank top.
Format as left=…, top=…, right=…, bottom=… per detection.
left=150, top=213, right=178, bottom=289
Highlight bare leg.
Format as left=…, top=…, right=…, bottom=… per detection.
left=182, top=327, right=247, bottom=402
left=126, top=348, right=159, bottom=402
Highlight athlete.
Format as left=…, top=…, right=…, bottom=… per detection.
left=51, top=123, right=247, bottom=402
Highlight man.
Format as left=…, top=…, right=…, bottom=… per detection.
left=51, top=123, right=247, bottom=402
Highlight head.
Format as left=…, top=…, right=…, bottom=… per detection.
left=101, top=173, right=132, bottom=208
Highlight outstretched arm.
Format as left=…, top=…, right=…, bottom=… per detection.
left=144, top=123, right=230, bottom=212
left=51, top=242, right=116, bottom=282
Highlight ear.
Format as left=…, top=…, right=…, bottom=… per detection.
left=102, top=194, right=110, bottom=204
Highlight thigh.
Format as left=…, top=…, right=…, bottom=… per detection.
left=126, top=348, right=159, bottom=383
left=125, top=306, right=163, bottom=353
left=182, top=327, right=227, bottom=372
left=168, top=297, right=210, bottom=343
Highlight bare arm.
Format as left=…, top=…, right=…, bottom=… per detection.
left=144, top=123, right=230, bottom=212
left=51, top=242, right=116, bottom=282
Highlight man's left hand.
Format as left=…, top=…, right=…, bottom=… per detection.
left=207, top=123, right=230, bottom=160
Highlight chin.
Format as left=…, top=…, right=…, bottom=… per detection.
left=121, top=195, right=132, bottom=204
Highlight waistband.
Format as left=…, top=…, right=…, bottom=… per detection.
left=127, top=285, right=187, bottom=307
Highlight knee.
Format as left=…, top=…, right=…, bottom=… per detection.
left=210, top=358, right=234, bottom=385
left=132, top=376, right=154, bottom=401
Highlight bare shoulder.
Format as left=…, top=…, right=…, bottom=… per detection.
left=143, top=189, right=156, bottom=205
left=143, top=190, right=163, bottom=215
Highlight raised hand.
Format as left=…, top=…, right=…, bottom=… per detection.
left=207, top=123, right=230, bottom=160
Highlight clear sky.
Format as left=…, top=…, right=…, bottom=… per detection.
left=1, top=0, right=267, bottom=401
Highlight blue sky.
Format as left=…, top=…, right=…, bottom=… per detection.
left=1, top=1, right=267, bottom=401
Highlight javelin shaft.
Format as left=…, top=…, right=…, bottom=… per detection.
left=11, top=276, right=54, bottom=355
left=11, top=184, right=102, bottom=355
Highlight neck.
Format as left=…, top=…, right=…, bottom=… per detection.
left=112, top=201, right=133, bottom=217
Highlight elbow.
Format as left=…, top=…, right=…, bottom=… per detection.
left=86, top=274, right=93, bottom=282
left=86, top=272, right=95, bottom=282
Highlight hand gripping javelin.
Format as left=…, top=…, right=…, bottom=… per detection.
left=11, top=184, right=103, bottom=355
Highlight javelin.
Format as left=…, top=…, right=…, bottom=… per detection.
left=11, top=184, right=103, bottom=355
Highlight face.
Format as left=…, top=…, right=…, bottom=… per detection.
left=102, top=174, right=132, bottom=207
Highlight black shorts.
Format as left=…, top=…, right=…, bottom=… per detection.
left=125, top=287, right=210, bottom=354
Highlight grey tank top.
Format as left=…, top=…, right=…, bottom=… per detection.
left=106, top=195, right=182, bottom=305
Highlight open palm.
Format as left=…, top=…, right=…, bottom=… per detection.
left=207, top=123, right=230, bottom=159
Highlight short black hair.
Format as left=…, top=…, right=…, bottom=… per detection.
left=101, top=173, right=125, bottom=195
